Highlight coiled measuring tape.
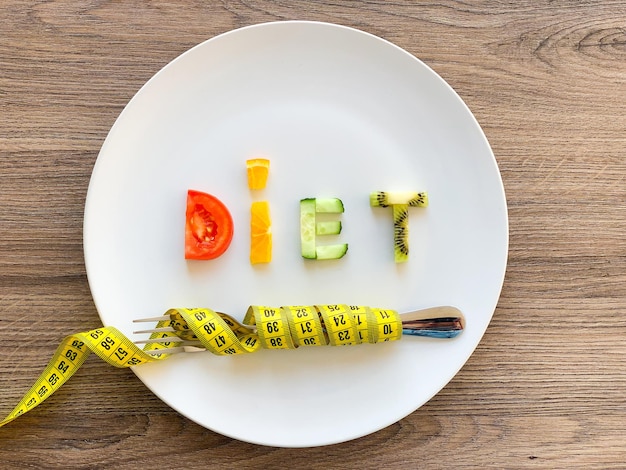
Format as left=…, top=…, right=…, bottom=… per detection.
left=0, top=304, right=401, bottom=428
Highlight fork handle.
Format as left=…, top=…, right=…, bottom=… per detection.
left=400, top=306, right=465, bottom=338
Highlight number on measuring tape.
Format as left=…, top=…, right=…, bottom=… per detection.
left=1, top=304, right=404, bottom=428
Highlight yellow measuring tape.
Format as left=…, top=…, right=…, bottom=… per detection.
left=0, top=304, right=401, bottom=428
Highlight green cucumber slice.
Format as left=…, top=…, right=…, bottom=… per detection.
left=315, top=220, right=342, bottom=236
left=300, top=198, right=317, bottom=259
left=315, top=244, right=348, bottom=260
left=300, top=197, right=347, bottom=260
left=315, top=198, right=344, bottom=213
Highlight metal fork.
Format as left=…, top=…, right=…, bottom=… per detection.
left=133, top=306, right=465, bottom=355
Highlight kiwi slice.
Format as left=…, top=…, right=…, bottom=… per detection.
left=370, top=191, right=428, bottom=208
left=371, top=191, right=428, bottom=263
left=393, top=204, right=409, bottom=262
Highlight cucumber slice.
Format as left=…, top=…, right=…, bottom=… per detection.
left=315, top=198, right=344, bottom=213
left=315, top=244, right=348, bottom=260
left=316, top=220, right=342, bottom=236
left=300, top=197, right=347, bottom=260
left=300, top=198, right=317, bottom=259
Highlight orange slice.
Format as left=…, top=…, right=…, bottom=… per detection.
left=246, top=158, right=270, bottom=190
left=250, top=201, right=272, bottom=264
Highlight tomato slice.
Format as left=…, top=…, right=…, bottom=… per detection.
left=185, top=190, right=234, bottom=260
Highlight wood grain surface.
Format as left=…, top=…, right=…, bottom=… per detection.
left=1, top=1, right=625, bottom=468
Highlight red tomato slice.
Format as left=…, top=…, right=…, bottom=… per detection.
left=185, top=190, right=234, bottom=260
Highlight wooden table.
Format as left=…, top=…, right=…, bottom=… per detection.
left=1, top=2, right=625, bottom=468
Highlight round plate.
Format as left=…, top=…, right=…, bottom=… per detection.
left=84, top=21, right=508, bottom=447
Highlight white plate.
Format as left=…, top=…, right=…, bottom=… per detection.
left=83, top=21, right=508, bottom=447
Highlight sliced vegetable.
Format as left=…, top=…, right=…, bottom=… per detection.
left=316, top=220, right=342, bottom=236
left=315, top=198, right=344, bottom=213
left=246, top=158, right=270, bottom=190
left=300, top=197, right=347, bottom=260
left=315, top=244, right=348, bottom=260
left=300, top=198, right=317, bottom=259
left=250, top=201, right=272, bottom=264
left=185, top=190, right=234, bottom=260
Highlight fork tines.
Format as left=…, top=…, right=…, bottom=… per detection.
left=133, top=314, right=204, bottom=354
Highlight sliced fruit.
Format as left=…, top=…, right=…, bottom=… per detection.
left=300, top=198, right=317, bottom=259
left=393, top=204, right=409, bottom=263
left=370, top=190, right=428, bottom=263
left=370, top=191, right=428, bottom=208
left=246, top=158, right=270, bottom=190
left=185, top=190, right=234, bottom=260
left=250, top=201, right=272, bottom=264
